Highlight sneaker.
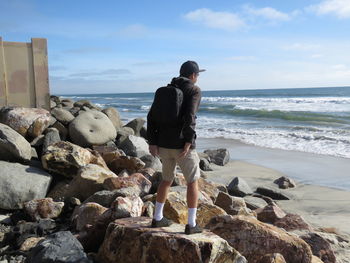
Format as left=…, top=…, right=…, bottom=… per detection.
left=151, top=217, right=173, bottom=228
left=185, top=224, right=203, bottom=235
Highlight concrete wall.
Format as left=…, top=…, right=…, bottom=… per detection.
left=0, top=37, right=50, bottom=110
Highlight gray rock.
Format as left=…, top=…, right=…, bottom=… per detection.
left=256, top=187, right=291, bottom=200
left=0, top=161, right=52, bottom=209
left=31, top=147, right=38, bottom=159
left=69, top=111, right=117, bottom=147
left=61, top=100, right=74, bottom=109
left=50, top=100, right=57, bottom=109
left=227, top=177, right=253, bottom=197
left=83, top=190, right=121, bottom=207
left=116, top=126, right=135, bottom=146
left=124, top=118, right=145, bottom=137
left=140, top=154, right=162, bottom=171
left=48, top=116, right=57, bottom=126
left=204, top=148, right=230, bottom=166
left=27, top=231, right=91, bottom=263
left=51, top=108, right=75, bottom=125
left=51, top=121, right=68, bottom=141
left=69, top=107, right=81, bottom=117
left=0, top=123, right=32, bottom=162
left=199, top=157, right=212, bottom=171
left=274, top=176, right=296, bottom=189
left=244, top=196, right=268, bottom=210
left=119, top=135, right=150, bottom=157
left=139, top=126, right=147, bottom=140
left=102, top=107, right=122, bottom=129
left=30, top=135, right=45, bottom=147
left=42, top=128, right=61, bottom=153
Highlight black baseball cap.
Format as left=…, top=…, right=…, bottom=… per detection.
left=180, top=61, right=206, bottom=76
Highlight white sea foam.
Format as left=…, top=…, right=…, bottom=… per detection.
left=140, top=105, right=151, bottom=111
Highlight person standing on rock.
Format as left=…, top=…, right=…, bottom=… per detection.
left=147, top=61, right=204, bottom=234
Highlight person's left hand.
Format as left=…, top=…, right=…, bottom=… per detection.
left=149, top=145, right=159, bottom=157
left=178, top=142, right=192, bottom=159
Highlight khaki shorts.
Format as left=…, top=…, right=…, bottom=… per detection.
left=158, top=147, right=200, bottom=184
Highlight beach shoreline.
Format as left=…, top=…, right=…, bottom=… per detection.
left=196, top=137, right=350, bottom=235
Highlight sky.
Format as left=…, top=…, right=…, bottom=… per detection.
left=1, top=0, right=350, bottom=94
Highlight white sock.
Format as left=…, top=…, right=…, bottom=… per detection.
left=188, top=208, right=197, bottom=227
left=154, top=201, right=165, bottom=221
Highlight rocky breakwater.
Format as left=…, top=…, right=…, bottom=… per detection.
left=0, top=96, right=348, bottom=263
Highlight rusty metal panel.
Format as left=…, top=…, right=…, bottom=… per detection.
left=0, top=37, right=50, bottom=110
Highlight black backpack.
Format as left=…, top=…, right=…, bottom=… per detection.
left=151, top=84, right=184, bottom=126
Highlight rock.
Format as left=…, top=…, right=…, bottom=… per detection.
left=124, top=118, right=145, bottom=136
left=312, top=256, right=324, bottom=263
left=83, top=190, right=121, bottom=208
left=61, top=99, right=74, bottom=108
left=46, top=180, right=70, bottom=201
left=110, top=196, right=143, bottom=219
left=142, top=201, right=154, bottom=218
left=108, top=155, right=145, bottom=174
left=0, top=161, right=52, bottom=209
left=48, top=115, right=57, bottom=126
left=139, top=167, right=156, bottom=180
left=140, top=126, right=147, bottom=139
left=72, top=202, right=108, bottom=231
left=30, top=134, right=45, bottom=147
left=206, top=215, right=313, bottom=263
left=103, top=173, right=152, bottom=197
left=258, top=253, right=286, bottom=263
left=256, top=187, right=291, bottom=200
left=50, top=108, right=75, bottom=125
left=214, top=192, right=255, bottom=217
left=300, top=232, right=336, bottom=263
left=256, top=204, right=287, bottom=224
left=197, top=203, right=227, bottom=228
left=42, top=128, right=60, bottom=153
left=27, top=231, right=91, bottom=263
left=274, top=213, right=312, bottom=231
left=92, top=145, right=125, bottom=165
left=204, top=148, right=230, bottom=166
left=69, top=111, right=116, bottom=147
left=0, top=123, right=32, bottom=162
left=119, top=135, right=150, bottom=157
left=227, top=177, right=253, bottom=197
left=140, top=154, right=162, bottom=171
left=244, top=196, right=268, bottom=210
left=102, top=107, right=122, bottom=129
left=23, top=198, right=64, bottom=221
left=274, top=176, right=296, bottom=189
left=0, top=107, right=50, bottom=138
left=7, top=219, right=56, bottom=249
left=51, top=121, right=68, bottom=141
left=65, top=164, right=118, bottom=201
left=199, top=157, right=213, bottom=171
left=50, top=100, right=57, bottom=109
left=69, top=106, right=81, bottom=116
left=198, top=178, right=220, bottom=202
left=19, top=236, right=45, bottom=252
left=97, top=217, right=246, bottom=263
left=41, top=141, right=108, bottom=178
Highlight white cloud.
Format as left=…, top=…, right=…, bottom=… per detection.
left=184, top=8, right=245, bottom=31
left=245, top=6, right=291, bottom=21
left=311, top=0, right=350, bottom=18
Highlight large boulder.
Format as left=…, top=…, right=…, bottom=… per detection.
left=27, top=231, right=91, bottom=263
left=64, top=164, right=118, bottom=201
left=206, top=215, right=313, bottom=263
left=227, top=177, right=253, bottom=197
left=124, top=118, right=145, bottom=136
left=0, top=123, right=32, bottom=162
left=108, top=155, right=145, bottom=174
left=41, top=141, right=108, bottom=178
left=69, top=111, right=116, bottom=147
left=119, top=135, right=150, bottom=157
left=110, top=196, right=144, bottom=219
left=256, top=187, right=291, bottom=200
left=102, top=107, right=123, bottom=129
left=50, top=108, right=75, bottom=125
left=215, top=192, right=255, bottom=217
left=0, top=107, right=50, bottom=138
left=23, top=198, right=64, bottom=221
left=140, top=154, right=162, bottom=171
left=0, top=161, right=52, bottom=209
left=256, top=204, right=287, bottom=224
left=204, top=148, right=230, bottom=166
left=72, top=202, right=108, bottom=232
left=273, top=213, right=312, bottom=231
left=97, top=217, right=246, bottom=263
left=300, top=232, right=336, bottom=263
left=103, top=173, right=152, bottom=197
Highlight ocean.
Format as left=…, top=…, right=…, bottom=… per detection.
left=62, top=86, right=350, bottom=159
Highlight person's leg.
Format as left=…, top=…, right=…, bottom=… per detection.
left=152, top=148, right=176, bottom=226
left=177, top=149, right=201, bottom=231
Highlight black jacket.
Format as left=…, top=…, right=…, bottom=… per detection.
left=147, top=77, right=201, bottom=149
